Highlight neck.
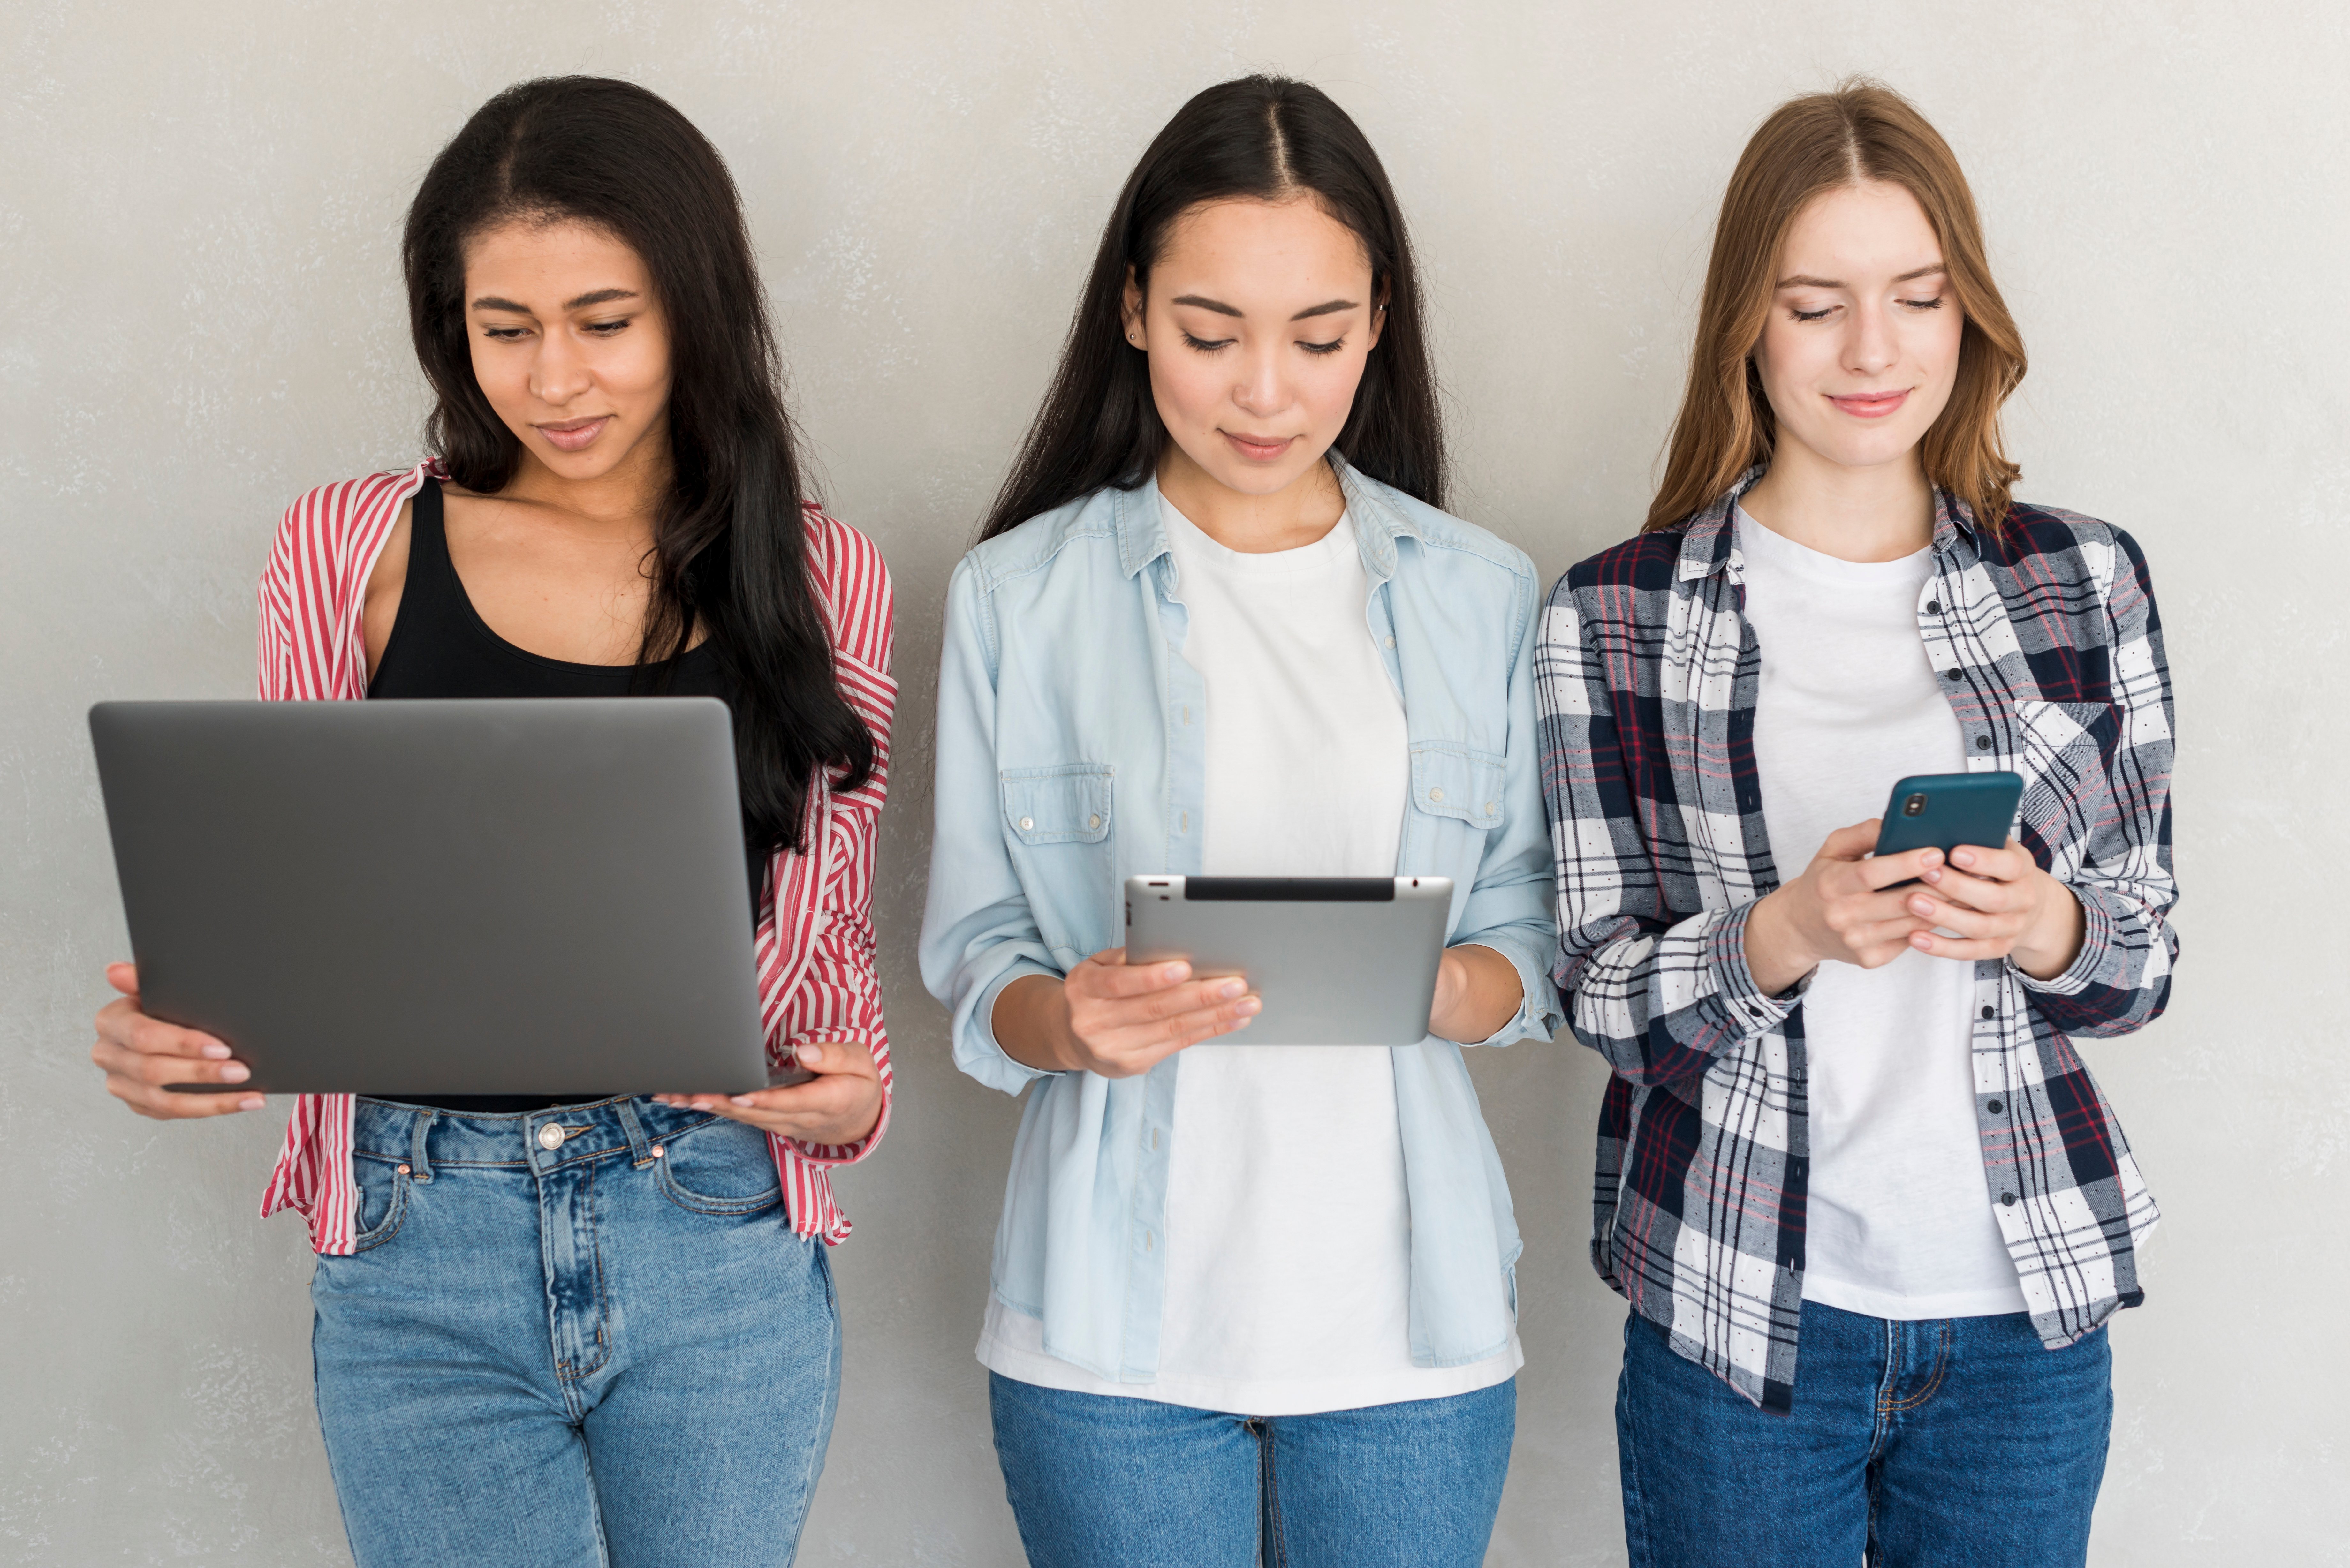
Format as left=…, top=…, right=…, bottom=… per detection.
left=499, top=423, right=675, bottom=543
left=1738, top=439, right=1933, bottom=563
left=1156, top=444, right=1345, bottom=554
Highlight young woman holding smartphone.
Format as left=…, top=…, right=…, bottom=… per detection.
left=919, top=75, right=1560, bottom=1568
left=1536, top=82, right=2177, bottom=1566
left=86, top=78, right=895, bottom=1567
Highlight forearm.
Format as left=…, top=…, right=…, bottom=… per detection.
left=990, top=973, right=1078, bottom=1074
left=1429, top=943, right=1524, bottom=1043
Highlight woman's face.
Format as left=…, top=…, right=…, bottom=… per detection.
left=1126, top=197, right=1383, bottom=500
left=1750, top=180, right=1964, bottom=478
left=462, top=218, right=673, bottom=483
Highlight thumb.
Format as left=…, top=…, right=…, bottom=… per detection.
left=106, top=961, right=140, bottom=998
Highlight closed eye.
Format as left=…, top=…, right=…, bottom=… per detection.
left=481, top=325, right=533, bottom=341
left=1299, top=338, right=1345, bottom=355
left=1898, top=296, right=1945, bottom=312
left=1181, top=331, right=1235, bottom=352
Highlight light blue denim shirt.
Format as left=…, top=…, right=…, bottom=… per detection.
left=918, top=460, right=1564, bottom=1383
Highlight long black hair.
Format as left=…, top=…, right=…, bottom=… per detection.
left=404, top=76, right=871, bottom=855
left=978, top=75, right=1444, bottom=541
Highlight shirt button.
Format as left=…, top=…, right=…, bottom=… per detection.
left=537, top=1123, right=565, bottom=1151
left=1926, top=600, right=1942, bottom=615
left=1428, top=788, right=1444, bottom=802
left=1088, top=814, right=1101, bottom=831
left=1484, top=801, right=1498, bottom=814
left=1944, top=668, right=1963, bottom=681
left=1180, top=812, right=1189, bottom=833
left=2000, top=1192, right=2018, bottom=1207
left=1975, top=736, right=1991, bottom=751
left=1980, top=1005, right=1995, bottom=1020
left=1019, top=816, right=1034, bottom=831
left=1384, top=636, right=1396, bottom=650
left=1986, top=1099, right=2005, bottom=1115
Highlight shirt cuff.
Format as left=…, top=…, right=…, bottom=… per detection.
left=2013, top=881, right=2113, bottom=997
left=1707, top=902, right=1810, bottom=1036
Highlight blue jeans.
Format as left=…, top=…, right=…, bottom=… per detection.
left=1617, top=1302, right=2112, bottom=1568
left=989, top=1372, right=1515, bottom=1567
left=310, top=1096, right=840, bottom=1568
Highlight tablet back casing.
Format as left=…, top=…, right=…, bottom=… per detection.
left=89, top=698, right=770, bottom=1095
left=1124, top=876, right=1452, bottom=1046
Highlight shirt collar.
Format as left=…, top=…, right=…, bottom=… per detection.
left=1677, top=464, right=1980, bottom=581
left=1112, top=451, right=1419, bottom=582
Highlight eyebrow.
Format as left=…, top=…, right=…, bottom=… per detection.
left=468, top=287, right=642, bottom=313
left=1168, top=293, right=1362, bottom=321
left=1776, top=263, right=1948, bottom=289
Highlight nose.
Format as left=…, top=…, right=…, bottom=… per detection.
left=1231, top=340, right=1288, bottom=420
left=530, top=329, right=593, bottom=408
left=1846, top=300, right=1899, bottom=379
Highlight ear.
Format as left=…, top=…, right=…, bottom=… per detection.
left=1121, top=267, right=1147, bottom=351
left=1365, top=277, right=1390, bottom=352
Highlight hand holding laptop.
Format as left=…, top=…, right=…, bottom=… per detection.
left=91, top=963, right=264, bottom=1119
left=651, top=1039, right=884, bottom=1146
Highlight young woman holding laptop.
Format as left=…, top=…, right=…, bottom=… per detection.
left=1536, top=81, right=2178, bottom=1567
left=87, top=77, right=893, bottom=1567
left=918, top=75, right=1560, bottom=1567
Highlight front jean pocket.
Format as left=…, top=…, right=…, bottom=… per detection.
left=654, top=1118, right=785, bottom=1217
left=350, top=1153, right=411, bottom=1252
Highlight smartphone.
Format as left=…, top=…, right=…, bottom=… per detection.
left=1873, top=771, right=2023, bottom=860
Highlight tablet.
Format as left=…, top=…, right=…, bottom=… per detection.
left=89, top=698, right=776, bottom=1096
left=1123, top=875, right=1453, bottom=1046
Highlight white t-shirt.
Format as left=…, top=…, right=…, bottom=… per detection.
left=976, top=497, right=1522, bottom=1412
left=1736, top=509, right=2027, bottom=1320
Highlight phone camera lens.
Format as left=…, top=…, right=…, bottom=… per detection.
left=1903, top=794, right=1928, bottom=817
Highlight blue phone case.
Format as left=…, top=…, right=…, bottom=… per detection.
left=1873, top=772, right=2023, bottom=857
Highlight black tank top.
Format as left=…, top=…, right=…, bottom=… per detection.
left=369, top=479, right=765, bottom=1112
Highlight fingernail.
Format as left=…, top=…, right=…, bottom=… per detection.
left=1952, top=849, right=1974, bottom=867
left=200, top=1043, right=231, bottom=1060
left=1231, top=1015, right=1254, bottom=1029
left=798, top=1043, right=823, bottom=1064
left=239, top=1096, right=264, bottom=1111
left=1236, top=997, right=1261, bottom=1015
left=1219, top=980, right=1247, bottom=999
left=220, top=1063, right=250, bottom=1083
left=1164, top=965, right=1188, bottom=982
left=1921, top=869, right=1941, bottom=883
left=730, top=1095, right=757, bottom=1107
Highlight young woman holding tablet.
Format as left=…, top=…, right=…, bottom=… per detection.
left=1537, top=82, right=2177, bottom=1566
left=919, top=75, right=1560, bottom=1566
left=87, top=78, right=894, bottom=1566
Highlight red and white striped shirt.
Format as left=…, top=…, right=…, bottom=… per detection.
left=253, top=459, right=897, bottom=1254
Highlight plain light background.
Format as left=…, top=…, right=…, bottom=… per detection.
left=4, top=2, right=2343, bottom=1563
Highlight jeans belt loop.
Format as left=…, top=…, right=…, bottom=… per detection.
left=408, top=1107, right=437, bottom=1183
left=614, top=1097, right=656, bottom=1168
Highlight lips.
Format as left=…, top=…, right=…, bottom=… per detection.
left=536, top=416, right=612, bottom=452
left=1827, top=389, right=1909, bottom=419
left=1221, top=430, right=1296, bottom=462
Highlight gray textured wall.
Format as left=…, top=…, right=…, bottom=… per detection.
left=4, top=2, right=2343, bottom=1563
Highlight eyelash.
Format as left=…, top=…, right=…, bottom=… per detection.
left=1789, top=297, right=1944, bottom=323
left=1177, top=331, right=1346, bottom=355
left=480, top=320, right=630, bottom=341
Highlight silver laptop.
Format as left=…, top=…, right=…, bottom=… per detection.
left=1123, top=875, right=1454, bottom=1046
left=88, top=698, right=771, bottom=1096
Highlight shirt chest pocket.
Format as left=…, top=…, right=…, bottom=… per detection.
left=1408, top=744, right=1505, bottom=832
left=1001, top=764, right=1117, bottom=964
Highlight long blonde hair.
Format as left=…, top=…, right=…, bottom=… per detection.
left=1646, top=80, right=2026, bottom=534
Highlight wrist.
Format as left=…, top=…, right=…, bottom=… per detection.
left=1744, top=889, right=1816, bottom=997
left=2012, top=873, right=2085, bottom=981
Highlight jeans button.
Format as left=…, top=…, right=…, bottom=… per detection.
left=537, top=1122, right=566, bottom=1151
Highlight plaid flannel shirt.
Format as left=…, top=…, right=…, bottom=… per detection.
left=1535, top=473, right=2176, bottom=1412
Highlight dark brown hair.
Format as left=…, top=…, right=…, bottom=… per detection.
left=404, top=76, right=870, bottom=856
left=980, top=74, right=1444, bottom=540
left=1648, top=79, right=2027, bottom=533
